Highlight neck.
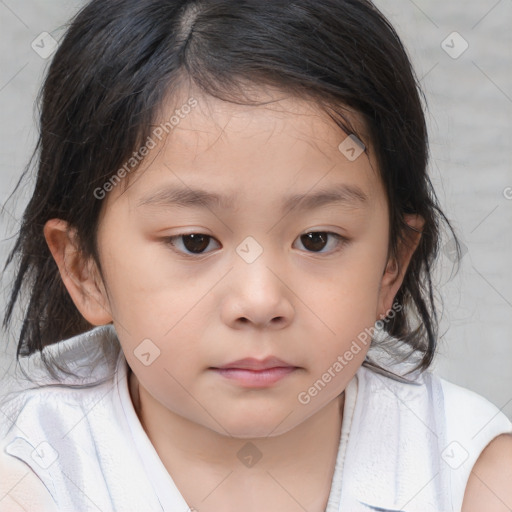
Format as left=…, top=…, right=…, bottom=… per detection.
left=128, top=368, right=345, bottom=511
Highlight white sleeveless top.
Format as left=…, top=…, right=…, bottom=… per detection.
left=1, top=325, right=511, bottom=512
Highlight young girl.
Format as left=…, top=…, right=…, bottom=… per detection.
left=1, top=0, right=511, bottom=511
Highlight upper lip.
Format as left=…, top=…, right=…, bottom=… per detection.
left=213, top=357, right=296, bottom=371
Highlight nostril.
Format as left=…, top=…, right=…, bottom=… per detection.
left=236, top=316, right=284, bottom=326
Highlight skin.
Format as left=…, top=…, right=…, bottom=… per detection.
left=461, top=433, right=512, bottom=511
left=44, top=86, right=446, bottom=511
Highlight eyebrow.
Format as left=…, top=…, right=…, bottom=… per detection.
left=137, top=182, right=369, bottom=213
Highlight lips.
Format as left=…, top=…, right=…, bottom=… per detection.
left=210, top=357, right=298, bottom=388
left=213, top=356, right=295, bottom=371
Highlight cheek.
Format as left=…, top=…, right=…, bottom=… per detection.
left=125, top=349, right=207, bottom=425
left=310, top=244, right=387, bottom=325
left=299, top=235, right=389, bottom=365
left=97, top=240, right=208, bottom=370
left=97, top=234, right=194, bottom=328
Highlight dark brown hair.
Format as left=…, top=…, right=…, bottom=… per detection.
left=2, top=0, right=462, bottom=380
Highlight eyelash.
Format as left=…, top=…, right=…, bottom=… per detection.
left=163, top=231, right=348, bottom=258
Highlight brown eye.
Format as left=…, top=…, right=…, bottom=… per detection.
left=182, top=234, right=210, bottom=253
left=295, top=232, right=346, bottom=254
left=300, top=232, right=328, bottom=252
left=165, top=233, right=220, bottom=256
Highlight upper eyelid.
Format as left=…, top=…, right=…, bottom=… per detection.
left=164, top=231, right=347, bottom=256
left=165, top=230, right=345, bottom=243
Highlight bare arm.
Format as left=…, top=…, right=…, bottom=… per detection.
left=0, top=449, right=59, bottom=512
left=462, top=433, right=512, bottom=511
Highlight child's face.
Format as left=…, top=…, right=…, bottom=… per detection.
left=88, top=88, right=414, bottom=437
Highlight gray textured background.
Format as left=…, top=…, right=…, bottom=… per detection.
left=1, top=1, right=511, bottom=419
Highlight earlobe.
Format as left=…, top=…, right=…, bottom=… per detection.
left=377, top=214, right=424, bottom=317
left=43, top=219, right=113, bottom=326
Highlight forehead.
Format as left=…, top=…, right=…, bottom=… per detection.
left=112, top=87, right=385, bottom=213
left=159, top=88, right=368, bottom=162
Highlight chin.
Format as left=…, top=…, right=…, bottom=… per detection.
left=214, top=415, right=301, bottom=439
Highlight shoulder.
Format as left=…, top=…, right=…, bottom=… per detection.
left=438, top=377, right=512, bottom=452
left=0, top=436, right=59, bottom=512
left=357, top=365, right=511, bottom=437
left=0, top=327, right=123, bottom=436
left=462, top=433, right=512, bottom=511
left=437, top=376, right=512, bottom=510
left=0, top=383, right=95, bottom=436
left=0, top=380, right=118, bottom=511
left=439, top=376, right=506, bottom=421
left=354, top=365, right=512, bottom=509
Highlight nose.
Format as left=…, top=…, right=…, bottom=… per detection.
left=220, top=251, right=295, bottom=330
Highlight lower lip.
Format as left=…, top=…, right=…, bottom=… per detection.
left=212, top=367, right=297, bottom=387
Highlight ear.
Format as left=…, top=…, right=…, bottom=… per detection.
left=377, top=214, right=424, bottom=318
left=43, top=219, right=113, bottom=326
